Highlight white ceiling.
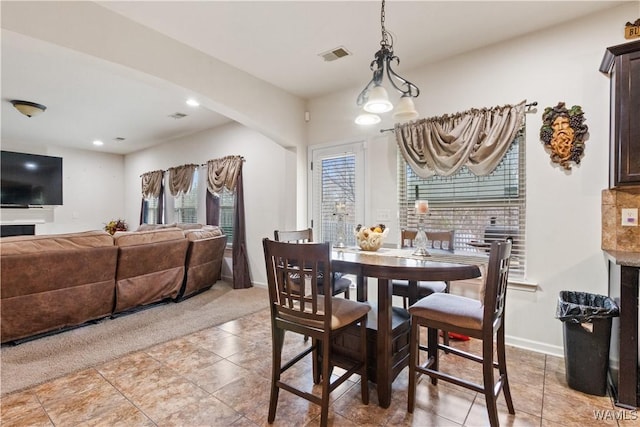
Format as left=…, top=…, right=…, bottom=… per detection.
left=1, top=1, right=627, bottom=155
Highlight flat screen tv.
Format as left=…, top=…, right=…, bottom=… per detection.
left=1, top=150, right=63, bottom=207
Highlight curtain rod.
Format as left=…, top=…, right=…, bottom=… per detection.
left=139, top=157, right=245, bottom=177
left=379, top=101, right=538, bottom=134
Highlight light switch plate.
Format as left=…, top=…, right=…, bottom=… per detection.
left=376, top=209, right=391, bottom=222
left=621, top=208, right=638, bottom=227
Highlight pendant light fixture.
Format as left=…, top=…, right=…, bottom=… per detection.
left=355, top=0, right=420, bottom=125
left=11, top=100, right=47, bottom=118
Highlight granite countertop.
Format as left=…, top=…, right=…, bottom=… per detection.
left=604, top=250, right=640, bottom=267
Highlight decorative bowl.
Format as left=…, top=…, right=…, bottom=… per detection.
left=355, top=225, right=389, bottom=252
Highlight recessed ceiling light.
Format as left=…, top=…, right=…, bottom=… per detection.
left=93, top=140, right=104, bottom=146
left=186, top=99, right=200, bottom=107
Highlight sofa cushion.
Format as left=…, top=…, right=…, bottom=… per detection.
left=114, top=228, right=185, bottom=247
left=1, top=230, right=114, bottom=255
left=184, top=226, right=223, bottom=241
left=176, top=223, right=204, bottom=230
left=180, top=233, right=227, bottom=300
left=1, top=230, right=117, bottom=343
left=136, top=223, right=177, bottom=231
left=113, top=228, right=189, bottom=313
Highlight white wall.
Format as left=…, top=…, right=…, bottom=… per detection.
left=123, top=121, right=297, bottom=286
left=306, top=3, right=636, bottom=355
left=0, top=143, right=125, bottom=235
left=3, top=0, right=310, bottom=231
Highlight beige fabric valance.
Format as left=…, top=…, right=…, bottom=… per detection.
left=141, top=170, right=164, bottom=199
left=207, top=155, right=243, bottom=194
left=395, top=100, right=526, bottom=177
left=168, top=164, right=198, bottom=196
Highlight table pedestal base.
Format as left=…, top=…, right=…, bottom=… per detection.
left=332, top=306, right=410, bottom=384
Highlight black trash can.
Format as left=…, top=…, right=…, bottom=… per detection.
left=556, top=291, right=619, bottom=396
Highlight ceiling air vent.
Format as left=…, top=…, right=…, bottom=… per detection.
left=319, top=46, right=351, bottom=62
left=169, top=112, right=187, bottom=119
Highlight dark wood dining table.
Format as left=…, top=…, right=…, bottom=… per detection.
left=331, top=248, right=482, bottom=408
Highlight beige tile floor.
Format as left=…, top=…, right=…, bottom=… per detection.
left=1, top=308, right=634, bottom=427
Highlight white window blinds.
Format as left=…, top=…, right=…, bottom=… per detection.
left=174, top=169, right=198, bottom=223
left=219, top=188, right=235, bottom=241
left=398, top=129, right=526, bottom=279
left=142, top=197, right=159, bottom=224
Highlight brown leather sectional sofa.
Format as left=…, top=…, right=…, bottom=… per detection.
left=0, top=225, right=227, bottom=344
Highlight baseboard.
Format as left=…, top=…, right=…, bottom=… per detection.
left=505, top=334, right=564, bottom=358
left=220, top=276, right=267, bottom=289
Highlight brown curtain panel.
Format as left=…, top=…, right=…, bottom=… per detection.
left=156, top=185, right=164, bottom=224
left=232, top=162, right=251, bottom=289
left=139, top=170, right=164, bottom=225
left=206, top=155, right=250, bottom=289
left=206, top=191, right=220, bottom=226
left=395, top=100, right=526, bottom=177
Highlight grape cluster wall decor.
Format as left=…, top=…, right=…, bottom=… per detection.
left=539, top=102, right=589, bottom=170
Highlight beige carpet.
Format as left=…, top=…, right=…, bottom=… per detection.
left=0, top=281, right=268, bottom=396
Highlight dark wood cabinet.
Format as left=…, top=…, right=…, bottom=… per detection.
left=601, top=40, right=640, bottom=188
left=605, top=251, right=640, bottom=409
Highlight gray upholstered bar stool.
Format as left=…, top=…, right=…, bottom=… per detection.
left=407, top=240, right=514, bottom=427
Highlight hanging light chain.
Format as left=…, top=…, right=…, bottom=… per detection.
left=380, top=0, right=390, bottom=48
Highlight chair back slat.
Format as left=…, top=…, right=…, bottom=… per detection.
left=482, top=240, right=512, bottom=329
left=263, top=238, right=331, bottom=327
left=401, top=229, right=455, bottom=252
left=426, top=230, right=455, bottom=251
left=274, top=228, right=313, bottom=243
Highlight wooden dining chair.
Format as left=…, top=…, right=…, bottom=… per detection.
left=393, top=229, right=455, bottom=309
left=407, top=240, right=514, bottom=427
left=275, top=228, right=351, bottom=299
left=263, top=238, right=370, bottom=427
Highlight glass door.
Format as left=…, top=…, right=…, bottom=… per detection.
left=310, top=142, right=365, bottom=246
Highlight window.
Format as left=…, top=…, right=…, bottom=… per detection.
left=142, top=197, right=160, bottom=224
left=398, top=129, right=526, bottom=279
left=219, top=188, right=235, bottom=242
left=174, top=170, right=198, bottom=223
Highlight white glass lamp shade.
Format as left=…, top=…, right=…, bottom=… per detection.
left=363, top=85, right=393, bottom=113
left=392, top=95, right=419, bottom=122
left=11, top=100, right=46, bottom=118
left=355, top=112, right=381, bottom=125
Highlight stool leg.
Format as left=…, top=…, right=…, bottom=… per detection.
left=320, top=338, right=331, bottom=427
left=360, top=319, right=369, bottom=405
left=407, top=319, right=420, bottom=413
left=427, top=327, right=439, bottom=385
left=497, top=325, right=515, bottom=414
left=482, top=337, right=499, bottom=427
left=268, top=327, right=284, bottom=423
